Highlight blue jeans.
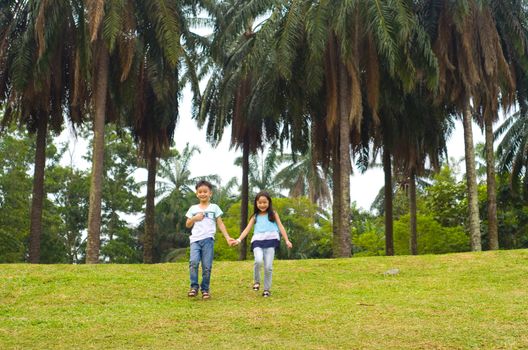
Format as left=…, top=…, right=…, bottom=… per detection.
left=189, top=238, right=214, bottom=292
left=253, top=247, right=275, bottom=291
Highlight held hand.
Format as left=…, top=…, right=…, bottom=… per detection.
left=285, top=240, right=293, bottom=249
left=228, top=238, right=241, bottom=246
left=193, top=212, right=205, bottom=222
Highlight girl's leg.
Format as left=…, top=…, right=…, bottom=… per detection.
left=253, top=247, right=264, bottom=285
left=262, top=247, right=275, bottom=291
left=200, top=238, right=215, bottom=292
left=189, top=241, right=201, bottom=290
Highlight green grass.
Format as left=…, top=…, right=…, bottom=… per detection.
left=1, top=250, right=528, bottom=349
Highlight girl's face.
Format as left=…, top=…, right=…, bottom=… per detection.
left=256, top=196, right=269, bottom=213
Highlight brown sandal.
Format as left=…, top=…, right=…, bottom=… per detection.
left=188, top=288, right=198, bottom=297
left=202, top=291, right=211, bottom=300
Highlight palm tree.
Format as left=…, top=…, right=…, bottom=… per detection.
left=382, top=146, right=394, bottom=255
left=296, top=2, right=436, bottom=257
left=120, top=1, right=205, bottom=263
left=0, top=0, right=89, bottom=263
left=84, top=0, right=199, bottom=263
left=198, top=3, right=290, bottom=260
left=85, top=0, right=110, bottom=264
left=374, top=72, right=445, bottom=256
left=425, top=0, right=516, bottom=251
left=156, top=144, right=220, bottom=200
left=395, top=93, right=452, bottom=255
left=496, top=110, right=528, bottom=198
left=274, top=146, right=332, bottom=207
left=126, top=47, right=180, bottom=264
left=215, top=0, right=436, bottom=258
left=235, top=145, right=282, bottom=197
left=488, top=0, right=528, bottom=249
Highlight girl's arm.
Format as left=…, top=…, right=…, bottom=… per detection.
left=236, top=216, right=256, bottom=243
left=274, top=211, right=293, bottom=248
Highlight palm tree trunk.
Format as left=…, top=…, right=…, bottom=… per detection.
left=239, top=138, right=249, bottom=260
left=28, top=115, right=48, bottom=263
left=143, top=149, right=157, bottom=263
left=86, top=41, right=109, bottom=264
left=336, top=59, right=351, bottom=257
left=383, top=147, right=394, bottom=256
left=462, top=107, right=482, bottom=251
left=331, top=148, right=341, bottom=257
left=485, top=118, right=498, bottom=250
left=409, top=168, right=418, bottom=255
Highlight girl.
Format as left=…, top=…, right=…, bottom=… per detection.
left=234, top=191, right=293, bottom=297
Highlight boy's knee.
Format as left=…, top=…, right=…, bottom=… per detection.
left=254, top=258, right=264, bottom=266
left=189, top=259, right=200, bottom=269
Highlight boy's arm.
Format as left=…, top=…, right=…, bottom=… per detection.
left=216, top=217, right=233, bottom=243
left=274, top=211, right=293, bottom=248
left=186, top=212, right=204, bottom=228
left=236, top=216, right=255, bottom=243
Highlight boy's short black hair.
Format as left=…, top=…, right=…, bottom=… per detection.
left=195, top=180, right=213, bottom=190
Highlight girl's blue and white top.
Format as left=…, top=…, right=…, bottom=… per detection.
left=185, top=203, right=223, bottom=243
left=250, top=213, right=280, bottom=250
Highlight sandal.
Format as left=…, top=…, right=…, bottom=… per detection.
left=188, top=288, right=198, bottom=297
left=252, top=282, right=260, bottom=291
left=202, top=291, right=211, bottom=300
left=262, top=290, right=270, bottom=297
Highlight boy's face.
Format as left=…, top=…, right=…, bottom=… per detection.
left=196, top=185, right=212, bottom=203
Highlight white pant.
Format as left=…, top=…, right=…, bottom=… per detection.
left=253, top=247, right=275, bottom=291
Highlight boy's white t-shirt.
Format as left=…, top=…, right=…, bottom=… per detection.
left=185, top=203, right=223, bottom=243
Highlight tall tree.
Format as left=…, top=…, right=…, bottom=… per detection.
left=427, top=0, right=516, bottom=251
left=280, top=1, right=435, bottom=257
left=488, top=0, right=528, bottom=249
left=198, top=3, right=288, bottom=259
left=85, top=0, right=199, bottom=263
left=85, top=0, right=109, bottom=263
left=274, top=145, right=332, bottom=207
left=496, top=109, right=528, bottom=199
left=0, top=0, right=89, bottom=262
left=382, top=147, right=394, bottom=255
left=213, top=0, right=436, bottom=258
left=130, top=1, right=205, bottom=263
left=235, top=146, right=282, bottom=197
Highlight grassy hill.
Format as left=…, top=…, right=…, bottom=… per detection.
left=1, top=250, right=528, bottom=349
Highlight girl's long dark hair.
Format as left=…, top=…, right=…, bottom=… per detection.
left=253, top=191, right=275, bottom=222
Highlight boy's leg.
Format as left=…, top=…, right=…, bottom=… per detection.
left=189, top=241, right=201, bottom=291
left=262, top=247, right=275, bottom=291
left=253, top=247, right=264, bottom=285
left=200, top=238, right=215, bottom=292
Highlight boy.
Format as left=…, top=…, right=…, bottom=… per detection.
left=185, top=180, right=234, bottom=299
